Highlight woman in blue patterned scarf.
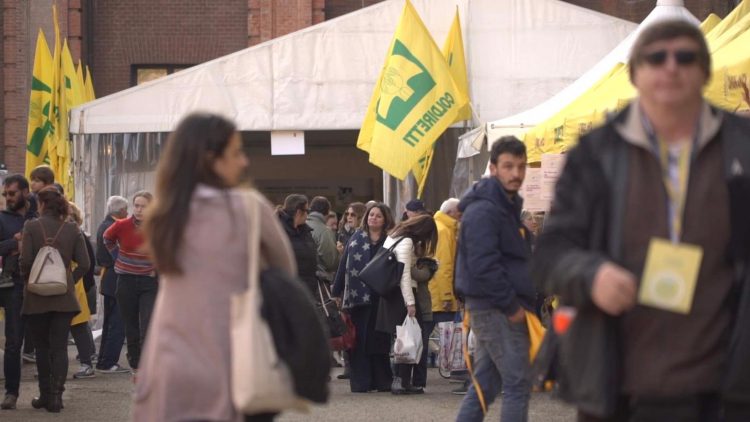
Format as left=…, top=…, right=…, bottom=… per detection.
left=332, top=203, right=395, bottom=393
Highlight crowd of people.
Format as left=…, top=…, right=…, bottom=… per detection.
left=0, top=19, right=749, bottom=422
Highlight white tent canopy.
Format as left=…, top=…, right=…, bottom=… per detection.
left=70, top=0, right=635, bottom=134
left=487, top=0, right=699, bottom=142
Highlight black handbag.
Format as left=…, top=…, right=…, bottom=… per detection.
left=358, top=237, right=406, bottom=296
left=316, top=280, right=346, bottom=338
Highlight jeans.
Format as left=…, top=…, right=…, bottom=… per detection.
left=456, top=308, right=531, bottom=422
left=26, top=312, right=76, bottom=395
left=97, top=295, right=126, bottom=369
left=0, top=283, right=23, bottom=396
left=116, top=274, right=157, bottom=370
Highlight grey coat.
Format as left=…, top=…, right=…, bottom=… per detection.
left=20, top=216, right=90, bottom=315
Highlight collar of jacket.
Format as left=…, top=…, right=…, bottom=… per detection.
left=278, top=211, right=311, bottom=235
left=434, top=211, right=458, bottom=230
left=307, top=211, right=326, bottom=225
left=614, top=99, right=723, bottom=154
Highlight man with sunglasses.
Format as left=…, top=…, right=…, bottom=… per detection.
left=0, top=175, right=36, bottom=410
left=533, top=20, right=750, bottom=421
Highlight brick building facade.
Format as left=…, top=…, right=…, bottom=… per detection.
left=0, top=0, right=740, bottom=173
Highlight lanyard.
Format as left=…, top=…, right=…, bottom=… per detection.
left=640, top=114, right=700, bottom=243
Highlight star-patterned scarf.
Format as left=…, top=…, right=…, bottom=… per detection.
left=332, top=229, right=385, bottom=309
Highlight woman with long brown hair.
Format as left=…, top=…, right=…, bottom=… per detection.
left=375, top=214, right=437, bottom=395
left=20, top=187, right=90, bottom=412
left=134, top=113, right=296, bottom=422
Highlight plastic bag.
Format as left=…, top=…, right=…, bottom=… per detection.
left=438, top=321, right=467, bottom=373
left=393, top=316, right=423, bottom=364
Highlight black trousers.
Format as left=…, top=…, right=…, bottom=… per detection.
left=26, top=312, right=75, bottom=393
left=348, top=304, right=392, bottom=392
left=0, top=283, right=24, bottom=395
left=116, top=274, right=157, bottom=370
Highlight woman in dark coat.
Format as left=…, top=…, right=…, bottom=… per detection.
left=335, top=202, right=367, bottom=256
left=332, top=203, right=395, bottom=393
left=277, top=194, right=319, bottom=296
left=20, top=188, right=91, bottom=412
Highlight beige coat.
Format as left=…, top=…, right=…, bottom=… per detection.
left=133, top=186, right=296, bottom=422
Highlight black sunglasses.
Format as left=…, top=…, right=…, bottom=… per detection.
left=642, top=49, right=699, bottom=67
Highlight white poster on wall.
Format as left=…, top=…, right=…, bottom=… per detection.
left=520, top=168, right=547, bottom=212
left=541, top=153, right=566, bottom=201
left=271, top=131, right=305, bottom=155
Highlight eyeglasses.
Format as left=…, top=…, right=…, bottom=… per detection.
left=1, top=190, right=19, bottom=198
left=641, top=49, right=699, bottom=67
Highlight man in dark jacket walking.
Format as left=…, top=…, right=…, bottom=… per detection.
left=455, top=138, right=535, bottom=422
left=94, top=196, right=130, bottom=373
left=0, top=175, right=35, bottom=410
left=533, top=20, right=750, bottom=421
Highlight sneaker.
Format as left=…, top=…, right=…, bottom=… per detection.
left=0, top=394, right=17, bottom=410
left=22, top=353, right=36, bottom=364
left=96, top=364, right=131, bottom=374
left=73, top=364, right=96, bottom=379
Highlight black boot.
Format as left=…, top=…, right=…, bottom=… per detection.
left=31, top=374, right=51, bottom=409
left=46, top=376, right=64, bottom=413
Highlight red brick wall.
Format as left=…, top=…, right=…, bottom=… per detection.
left=324, top=0, right=383, bottom=19
left=2, top=1, right=28, bottom=173
left=563, top=0, right=735, bottom=23
left=90, top=0, right=248, bottom=97
left=248, top=0, right=319, bottom=46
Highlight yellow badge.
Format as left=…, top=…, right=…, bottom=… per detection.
left=638, top=238, right=703, bottom=314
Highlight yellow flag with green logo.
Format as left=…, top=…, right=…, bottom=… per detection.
left=46, top=5, right=62, bottom=179
left=357, top=0, right=469, bottom=180
left=25, top=29, right=54, bottom=178
left=411, top=8, right=471, bottom=197
left=53, top=39, right=83, bottom=199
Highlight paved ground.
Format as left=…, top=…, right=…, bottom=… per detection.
left=1, top=344, right=576, bottom=422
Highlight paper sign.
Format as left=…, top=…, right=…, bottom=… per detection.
left=541, top=153, right=566, bottom=201
left=271, top=131, right=305, bottom=155
left=638, top=238, right=703, bottom=314
left=520, top=168, right=547, bottom=212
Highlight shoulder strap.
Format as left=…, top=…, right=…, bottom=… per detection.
left=39, top=220, right=67, bottom=247
left=386, top=236, right=406, bottom=253
left=242, top=190, right=262, bottom=290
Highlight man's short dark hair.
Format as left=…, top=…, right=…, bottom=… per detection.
left=490, top=136, right=526, bottom=164
left=3, top=174, right=29, bottom=191
left=29, top=165, right=55, bottom=185
left=310, top=196, right=331, bottom=215
left=628, top=19, right=711, bottom=84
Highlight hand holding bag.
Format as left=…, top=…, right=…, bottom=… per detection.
left=358, top=237, right=405, bottom=296
left=393, top=316, right=423, bottom=364
left=230, top=190, right=307, bottom=414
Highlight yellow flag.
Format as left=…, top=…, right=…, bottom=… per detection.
left=357, top=0, right=469, bottom=180
left=442, top=8, right=471, bottom=123
left=705, top=27, right=750, bottom=114
left=76, top=60, right=87, bottom=102
left=54, top=39, right=82, bottom=199
left=84, top=66, right=96, bottom=102
left=25, top=30, right=54, bottom=178
left=700, top=14, right=722, bottom=34
left=411, top=8, right=472, bottom=197
left=46, top=5, right=62, bottom=179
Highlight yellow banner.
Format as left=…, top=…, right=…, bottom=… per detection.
left=357, top=0, right=468, bottom=180
left=25, top=30, right=54, bottom=178
left=85, top=66, right=96, bottom=102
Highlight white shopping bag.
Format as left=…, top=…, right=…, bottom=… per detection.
left=393, top=316, right=423, bottom=364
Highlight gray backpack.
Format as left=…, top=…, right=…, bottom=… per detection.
left=27, top=222, right=68, bottom=296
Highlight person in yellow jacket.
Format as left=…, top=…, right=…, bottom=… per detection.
left=430, top=198, right=461, bottom=319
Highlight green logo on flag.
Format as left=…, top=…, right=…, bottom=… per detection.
left=376, top=39, right=436, bottom=130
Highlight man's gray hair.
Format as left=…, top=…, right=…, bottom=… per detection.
left=107, top=195, right=128, bottom=215
left=439, top=198, right=460, bottom=214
